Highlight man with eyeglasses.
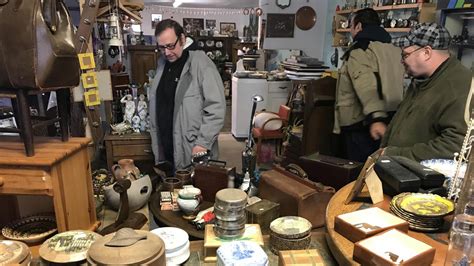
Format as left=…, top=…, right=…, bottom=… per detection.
left=334, top=8, right=405, bottom=162
left=148, top=19, right=225, bottom=170
left=381, top=23, right=473, bottom=161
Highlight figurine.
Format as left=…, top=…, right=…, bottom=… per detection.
left=120, top=94, right=135, bottom=124
left=132, top=115, right=141, bottom=133
left=137, top=94, right=148, bottom=121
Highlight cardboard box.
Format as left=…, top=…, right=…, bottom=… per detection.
left=203, top=224, right=263, bottom=263
left=335, top=207, right=409, bottom=243
left=245, top=199, right=280, bottom=235
left=278, top=249, right=324, bottom=266
left=353, top=229, right=435, bottom=266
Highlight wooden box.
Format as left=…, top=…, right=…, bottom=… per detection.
left=353, top=229, right=435, bottom=266
left=245, top=199, right=280, bottom=235
left=335, top=207, right=409, bottom=243
left=203, top=224, right=263, bottom=263
left=278, top=249, right=324, bottom=266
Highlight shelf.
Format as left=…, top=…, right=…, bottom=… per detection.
left=336, top=3, right=422, bottom=14
left=336, top=28, right=410, bottom=33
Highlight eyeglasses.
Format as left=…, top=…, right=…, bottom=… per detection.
left=401, top=46, right=425, bottom=60
left=157, top=37, right=179, bottom=52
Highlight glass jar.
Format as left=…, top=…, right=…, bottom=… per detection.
left=444, top=213, right=474, bottom=266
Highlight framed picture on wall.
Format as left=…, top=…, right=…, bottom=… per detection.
left=266, top=13, right=295, bottom=38
left=183, top=18, right=205, bottom=36
left=206, top=19, right=216, bottom=29
left=220, top=22, right=236, bottom=36
left=151, top=14, right=162, bottom=29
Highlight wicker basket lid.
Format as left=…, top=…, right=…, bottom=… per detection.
left=39, top=230, right=102, bottom=263
left=87, top=229, right=165, bottom=265
left=0, top=240, right=31, bottom=265
left=270, top=216, right=312, bottom=239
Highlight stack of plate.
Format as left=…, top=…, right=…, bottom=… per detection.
left=269, top=216, right=312, bottom=254
left=0, top=240, right=31, bottom=265
left=217, top=241, right=268, bottom=266
left=151, top=227, right=190, bottom=265
left=390, top=192, right=455, bottom=232
left=214, top=188, right=248, bottom=239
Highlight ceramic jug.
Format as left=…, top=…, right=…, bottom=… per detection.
left=176, top=186, right=202, bottom=220
left=112, top=159, right=140, bottom=180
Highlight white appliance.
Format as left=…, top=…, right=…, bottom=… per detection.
left=267, top=80, right=291, bottom=113
left=231, top=77, right=268, bottom=138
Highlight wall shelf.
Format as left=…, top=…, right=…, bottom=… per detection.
left=336, top=3, right=423, bottom=15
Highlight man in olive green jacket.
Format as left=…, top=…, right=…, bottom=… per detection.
left=334, top=8, right=404, bottom=162
left=381, top=23, right=473, bottom=161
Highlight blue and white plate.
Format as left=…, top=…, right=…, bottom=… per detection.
left=217, top=241, right=268, bottom=266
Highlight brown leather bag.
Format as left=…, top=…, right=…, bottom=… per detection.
left=0, top=0, right=80, bottom=90
left=259, top=165, right=335, bottom=228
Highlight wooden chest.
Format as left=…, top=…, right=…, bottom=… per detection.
left=104, top=133, right=154, bottom=174
left=245, top=199, right=280, bottom=235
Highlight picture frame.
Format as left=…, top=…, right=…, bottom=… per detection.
left=183, top=18, right=204, bottom=36
left=78, top=53, right=96, bottom=70
left=265, top=13, right=295, bottom=38
left=206, top=19, right=216, bottom=29
left=84, top=88, right=101, bottom=107
left=151, top=14, right=162, bottom=29
left=220, top=22, right=236, bottom=36
left=81, top=72, right=98, bottom=89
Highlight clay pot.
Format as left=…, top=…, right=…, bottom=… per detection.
left=161, top=177, right=183, bottom=192
left=175, top=170, right=192, bottom=186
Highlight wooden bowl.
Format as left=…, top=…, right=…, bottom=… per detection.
left=1, top=215, right=57, bottom=244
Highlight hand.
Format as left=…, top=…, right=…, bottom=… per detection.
left=370, top=122, right=387, bottom=140
left=192, top=145, right=208, bottom=155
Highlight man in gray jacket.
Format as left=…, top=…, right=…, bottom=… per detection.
left=149, top=19, right=226, bottom=170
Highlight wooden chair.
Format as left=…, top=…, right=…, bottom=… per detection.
left=252, top=105, right=291, bottom=162
left=0, top=88, right=70, bottom=157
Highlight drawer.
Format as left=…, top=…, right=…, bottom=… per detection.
left=268, top=81, right=291, bottom=93
left=113, top=144, right=154, bottom=157
left=0, top=168, right=52, bottom=195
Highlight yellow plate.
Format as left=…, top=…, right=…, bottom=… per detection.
left=399, top=193, right=454, bottom=217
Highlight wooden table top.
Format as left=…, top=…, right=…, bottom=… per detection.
left=149, top=192, right=214, bottom=240
left=325, top=182, right=449, bottom=266
left=0, top=137, right=91, bottom=166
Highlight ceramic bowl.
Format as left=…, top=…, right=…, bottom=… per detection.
left=178, top=186, right=201, bottom=199
left=104, top=175, right=152, bottom=211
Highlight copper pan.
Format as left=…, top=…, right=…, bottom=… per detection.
left=295, top=6, right=316, bottom=31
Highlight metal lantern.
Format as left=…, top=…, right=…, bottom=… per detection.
left=109, top=13, right=123, bottom=47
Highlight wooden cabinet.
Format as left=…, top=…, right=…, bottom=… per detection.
left=0, top=137, right=98, bottom=232
left=104, top=133, right=154, bottom=175
left=285, top=77, right=341, bottom=161
left=128, top=45, right=159, bottom=86
left=333, top=3, right=436, bottom=47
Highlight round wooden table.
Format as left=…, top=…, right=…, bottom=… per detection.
left=325, top=182, right=449, bottom=266
left=149, top=192, right=214, bottom=240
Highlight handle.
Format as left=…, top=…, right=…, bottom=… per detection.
left=285, top=163, right=308, bottom=179
left=144, top=149, right=153, bottom=154
left=278, top=86, right=287, bottom=90
left=0, top=177, right=4, bottom=186
left=0, top=0, right=8, bottom=6
left=42, top=0, right=59, bottom=32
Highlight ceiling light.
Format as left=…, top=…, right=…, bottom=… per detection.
left=173, top=0, right=182, bottom=8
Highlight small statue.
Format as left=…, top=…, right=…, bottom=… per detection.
left=137, top=94, right=148, bottom=121
left=120, top=94, right=135, bottom=124
left=132, top=115, right=141, bottom=133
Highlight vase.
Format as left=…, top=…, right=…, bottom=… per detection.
left=112, top=159, right=140, bottom=180
left=177, top=186, right=202, bottom=220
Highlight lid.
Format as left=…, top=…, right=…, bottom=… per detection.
left=217, top=241, right=268, bottom=266
left=178, top=186, right=201, bottom=199
left=215, top=189, right=247, bottom=208
left=150, top=227, right=189, bottom=253
left=39, top=230, right=101, bottom=263
left=0, top=240, right=30, bottom=264
left=270, top=216, right=312, bottom=239
left=87, top=229, right=164, bottom=265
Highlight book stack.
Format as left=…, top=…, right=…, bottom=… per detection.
left=281, top=56, right=329, bottom=80
left=160, top=191, right=180, bottom=211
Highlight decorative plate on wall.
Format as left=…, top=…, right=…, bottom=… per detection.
left=295, top=6, right=317, bottom=31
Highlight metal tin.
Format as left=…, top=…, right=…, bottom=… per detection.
left=214, top=207, right=246, bottom=221
left=213, top=226, right=246, bottom=239
left=215, top=216, right=247, bottom=230
left=214, top=189, right=247, bottom=209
